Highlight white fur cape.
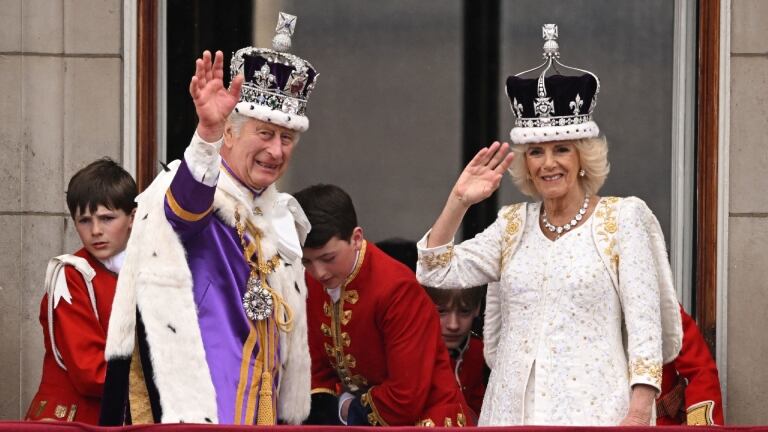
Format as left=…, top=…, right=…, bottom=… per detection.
left=105, top=160, right=311, bottom=424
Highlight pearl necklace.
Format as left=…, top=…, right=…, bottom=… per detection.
left=542, top=195, right=590, bottom=238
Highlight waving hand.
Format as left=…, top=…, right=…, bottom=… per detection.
left=452, top=141, right=514, bottom=206
left=426, top=141, right=514, bottom=248
left=189, top=50, right=244, bottom=142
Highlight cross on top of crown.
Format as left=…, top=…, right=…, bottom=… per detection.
left=542, top=24, right=560, bottom=59
left=276, top=12, right=296, bottom=36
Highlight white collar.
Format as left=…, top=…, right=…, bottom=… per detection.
left=99, top=250, right=126, bottom=274
left=215, top=171, right=309, bottom=263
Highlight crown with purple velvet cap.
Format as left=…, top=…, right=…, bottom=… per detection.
left=506, top=24, right=601, bottom=144
left=230, top=12, right=318, bottom=132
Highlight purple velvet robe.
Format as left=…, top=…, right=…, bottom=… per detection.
left=164, top=160, right=279, bottom=424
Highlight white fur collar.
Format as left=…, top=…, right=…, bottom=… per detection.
left=216, top=169, right=310, bottom=263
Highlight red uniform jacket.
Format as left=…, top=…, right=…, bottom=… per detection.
left=25, top=248, right=117, bottom=424
left=449, top=335, right=487, bottom=416
left=656, top=306, right=724, bottom=425
left=307, top=241, right=472, bottom=426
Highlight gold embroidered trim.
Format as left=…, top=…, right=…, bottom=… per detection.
left=54, top=405, right=67, bottom=419
left=325, top=241, right=368, bottom=392
left=457, top=412, right=466, bottom=427
left=128, top=340, right=153, bottom=424
left=500, top=203, right=524, bottom=267
left=341, top=310, right=352, bottom=325
left=420, top=412, right=464, bottom=427
left=687, top=400, right=716, bottom=425
left=594, top=197, right=620, bottom=274
left=368, top=413, right=379, bottom=426
left=362, top=388, right=389, bottom=426
left=65, top=404, right=77, bottom=422
left=629, top=358, right=662, bottom=387
left=324, top=342, right=335, bottom=358
left=419, top=245, right=454, bottom=271
left=344, top=290, right=359, bottom=304
left=320, top=323, right=332, bottom=337
left=33, top=401, right=47, bottom=418
left=343, top=241, right=366, bottom=287
left=340, top=332, right=351, bottom=347
left=310, top=387, right=338, bottom=396
left=165, top=189, right=213, bottom=222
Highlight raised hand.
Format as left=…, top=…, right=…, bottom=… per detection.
left=451, top=141, right=515, bottom=207
left=425, top=141, right=514, bottom=248
left=189, top=50, right=244, bottom=142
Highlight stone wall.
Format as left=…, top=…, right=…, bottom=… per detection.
left=726, top=0, right=768, bottom=425
left=0, top=0, right=124, bottom=419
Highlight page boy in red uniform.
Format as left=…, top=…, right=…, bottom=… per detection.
left=656, top=305, right=724, bottom=425
left=25, top=158, right=137, bottom=424
left=297, top=184, right=472, bottom=426
left=424, top=286, right=488, bottom=417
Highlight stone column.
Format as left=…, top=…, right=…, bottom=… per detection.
left=0, top=0, right=124, bottom=419
left=727, top=0, right=768, bottom=424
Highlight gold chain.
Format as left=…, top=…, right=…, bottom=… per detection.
left=234, top=208, right=294, bottom=332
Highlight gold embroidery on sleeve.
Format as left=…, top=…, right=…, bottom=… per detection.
left=310, top=387, right=338, bottom=396
left=419, top=245, right=454, bottom=270
left=165, top=189, right=212, bottom=222
left=628, top=358, right=662, bottom=387
left=361, top=390, right=389, bottom=426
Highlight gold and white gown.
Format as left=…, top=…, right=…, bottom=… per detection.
left=417, top=197, right=664, bottom=426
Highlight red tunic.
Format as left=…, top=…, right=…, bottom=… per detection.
left=307, top=241, right=472, bottom=426
left=656, top=306, right=724, bottom=425
left=449, top=336, right=487, bottom=416
left=25, top=248, right=117, bottom=424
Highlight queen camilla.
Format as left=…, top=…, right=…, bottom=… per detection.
left=416, top=24, right=682, bottom=426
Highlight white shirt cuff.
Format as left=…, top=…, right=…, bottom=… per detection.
left=337, top=392, right=355, bottom=425
left=184, top=131, right=223, bottom=186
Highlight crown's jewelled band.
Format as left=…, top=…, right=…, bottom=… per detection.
left=514, top=113, right=592, bottom=128
left=240, top=83, right=308, bottom=116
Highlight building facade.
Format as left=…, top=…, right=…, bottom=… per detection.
left=0, top=0, right=765, bottom=424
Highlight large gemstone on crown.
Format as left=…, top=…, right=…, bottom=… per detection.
left=282, top=97, right=300, bottom=114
